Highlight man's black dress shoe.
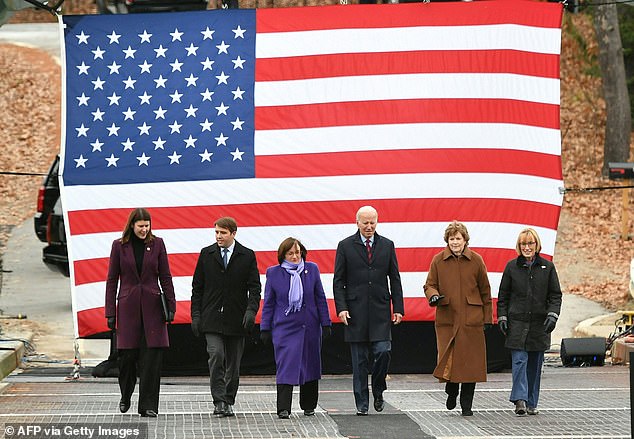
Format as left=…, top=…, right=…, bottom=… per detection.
left=461, top=409, right=473, bottom=417
left=303, top=409, right=315, bottom=416
left=140, top=409, right=158, bottom=417
left=119, top=400, right=130, bottom=413
left=356, top=410, right=368, bottom=416
left=278, top=409, right=290, bottom=419
left=373, top=396, right=385, bottom=412
left=224, top=404, right=235, bottom=417
left=213, top=402, right=226, bottom=416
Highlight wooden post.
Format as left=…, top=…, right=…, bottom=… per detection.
left=622, top=180, right=631, bottom=240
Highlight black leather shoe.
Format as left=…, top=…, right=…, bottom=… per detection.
left=446, top=394, right=457, bottom=410
left=461, top=408, right=473, bottom=416
left=213, top=402, right=226, bottom=416
left=140, top=409, right=157, bottom=417
left=373, top=396, right=385, bottom=412
left=303, top=409, right=315, bottom=416
left=119, top=400, right=130, bottom=413
left=278, top=409, right=290, bottom=419
left=223, top=404, right=235, bottom=417
left=356, top=410, right=368, bottom=416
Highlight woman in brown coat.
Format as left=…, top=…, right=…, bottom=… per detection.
left=424, top=221, right=492, bottom=416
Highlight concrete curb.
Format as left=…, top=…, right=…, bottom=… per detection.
left=0, top=339, right=26, bottom=381
left=574, top=312, right=619, bottom=339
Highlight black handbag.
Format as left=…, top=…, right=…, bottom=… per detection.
left=160, top=290, right=170, bottom=322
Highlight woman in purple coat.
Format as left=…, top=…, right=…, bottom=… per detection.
left=260, top=237, right=332, bottom=419
left=105, top=208, right=176, bottom=418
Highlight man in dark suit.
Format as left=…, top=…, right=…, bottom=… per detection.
left=191, top=217, right=261, bottom=417
left=333, top=206, right=404, bottom=416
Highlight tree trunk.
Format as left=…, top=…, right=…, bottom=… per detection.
left=593, top=4, right=632, bottom=176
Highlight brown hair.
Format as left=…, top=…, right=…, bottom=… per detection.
left=214, top=217, right=237, bottom=233
left=121, top=208, right=154, bottom=244
left=277, top=237, right=307, bottom=264
left=515, top=228, right=542, bottom=255
left=443, top=220, right=470, bottom=244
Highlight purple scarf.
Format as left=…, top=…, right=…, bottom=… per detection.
left=281, top=259, right=304, bottom=315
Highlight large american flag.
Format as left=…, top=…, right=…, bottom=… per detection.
left=60, top=1, right=564, bottom=338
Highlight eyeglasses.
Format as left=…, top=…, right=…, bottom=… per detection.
left=520, top=242, right=536, bottom=247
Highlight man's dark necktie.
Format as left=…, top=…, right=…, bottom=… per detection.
left=222, top=248, right=229, bottom=269
left=365, top=239, right=372, bottom=262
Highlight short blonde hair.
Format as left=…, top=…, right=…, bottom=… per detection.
left=515, top=228, right=542, bottom=255
left=443, top=221, right=469, bottom=244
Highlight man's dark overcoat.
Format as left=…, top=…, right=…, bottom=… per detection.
left=333, top=231, right=404, bottom=342
left=191, top=240, right=261, bottom=336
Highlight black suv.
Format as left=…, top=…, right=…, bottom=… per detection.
left=34, top=155, right=69, bottom=277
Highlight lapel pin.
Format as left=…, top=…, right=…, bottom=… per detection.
left=146, top=247, right=151, bottom=251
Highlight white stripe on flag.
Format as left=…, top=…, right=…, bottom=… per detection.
left=254, top=123, right=562, bottom=156
left=60, top=173, right=563, bottom=212
left=68, top=222, right=557, bottom=261
left=255, top=25, right=561, bottom=58
left=254, top=73, right=560, bottom=107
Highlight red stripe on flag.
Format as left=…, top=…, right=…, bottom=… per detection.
left=73, top=247, right=544, bottom=286
left=255, top=99, right=560, bottom=130
left=256, top=50, right=560, bottom=81
left=255, top=149, right=562, bottom=180
left=67, top=198, right=560, bottom=236
left=77, top=297, right=502, bottom=337
left=256, top=2, right=563, bottom=32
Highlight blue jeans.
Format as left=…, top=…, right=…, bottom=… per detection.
left=350, top=341, right=391, bottom=412
left=509, top=350, right=544, bottom=408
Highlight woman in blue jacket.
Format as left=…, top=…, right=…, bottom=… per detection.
left=260, top=237, right=332, bottom=419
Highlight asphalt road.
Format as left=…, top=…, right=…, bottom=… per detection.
left=0, top=23, right=60, bottom=59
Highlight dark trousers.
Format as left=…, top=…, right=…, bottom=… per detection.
left=118, top=341, right=163, bottom=413
left=350, top=341, right=391, bottom=412
left=205, top=333, right=245, bottom=405
left=445, top=382, right=476, bottom=411
left=276, top=380, right=319, bottom=415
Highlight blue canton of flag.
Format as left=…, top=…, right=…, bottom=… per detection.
left=62, top=11, right=256, bottom=186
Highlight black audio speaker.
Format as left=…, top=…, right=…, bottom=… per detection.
left=560, top=337, right=606, bottom=367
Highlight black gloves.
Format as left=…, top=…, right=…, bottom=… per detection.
left=167, top=311, right=175, bottom=323
left=191, top=317, right=201, bottom=337
left=322, top=325, right=332, bottom=340
left=107, top=317, right=116, bottom=330
left=498, top=319, right=508, bottom=335
left=544, top=314, right=557, bottom=333
left=483, top=323, right=493, bottom=331
left=243, top=310, right=256, bottom=333
left=428, top=295, right=445, bottom=307
left=260, top=330, right=272, bottom=345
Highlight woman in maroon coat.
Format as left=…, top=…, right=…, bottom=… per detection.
left=260, top=237, right=332, bottom=419
left=105, top=208, right=176, bottom=418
